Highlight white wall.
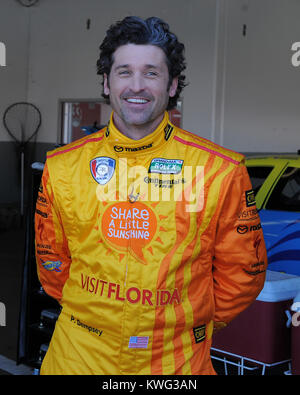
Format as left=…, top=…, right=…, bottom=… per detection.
left=25, top=0, right=217, bottom=143
left=1, top=0, right=300, bottom=152
left=221, top=0, right=300, bottom=152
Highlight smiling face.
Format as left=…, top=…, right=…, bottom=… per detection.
left=103, top=44, right=178, bottom=139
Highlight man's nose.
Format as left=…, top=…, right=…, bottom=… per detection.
left=131, top=73, right=145, bottom=92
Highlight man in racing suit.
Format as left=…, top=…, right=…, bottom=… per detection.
left=35, top=16, right=267, bottom=375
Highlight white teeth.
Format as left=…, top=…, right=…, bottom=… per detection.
left=126, top=98, right=148, bottom=104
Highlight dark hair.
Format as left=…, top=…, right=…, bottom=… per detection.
left=96, top=16, right=186, bottom=110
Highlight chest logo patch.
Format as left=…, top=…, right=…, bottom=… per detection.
left=149, top=158, right=183, bottom=174
left=90, top=157, right=116, bottom=185
left=100, top=201, right=157, bottom=264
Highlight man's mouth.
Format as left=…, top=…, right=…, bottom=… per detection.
left=125, top=98, right=150, bottom=104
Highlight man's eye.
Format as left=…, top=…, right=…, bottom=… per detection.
left=146, top=71, right=158, bottom=77
left=119, top=70, right=130, bottom=76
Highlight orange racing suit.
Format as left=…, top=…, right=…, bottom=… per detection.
left=35, top=111, right=267, bottom=375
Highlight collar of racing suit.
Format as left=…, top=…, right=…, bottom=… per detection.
left=104, top=111, right=175, bottom=157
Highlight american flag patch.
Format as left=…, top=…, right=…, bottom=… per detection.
left=128, top=336, right=149, bottom=349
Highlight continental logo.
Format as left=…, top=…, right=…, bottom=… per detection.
left=114, top=143, right=153, bottom=152
left=144, top=176, right=186, bottom=189
left=80, top=273, right=181, bottom=307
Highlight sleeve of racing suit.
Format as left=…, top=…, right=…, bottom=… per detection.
left=212, top=162, right=267, bottom=332
left=35, top=161, right=71, bottom=303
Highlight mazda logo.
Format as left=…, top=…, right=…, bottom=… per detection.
left=237, top=225, right=248, bottom=234
left=114, top=145, right=124, bottom=152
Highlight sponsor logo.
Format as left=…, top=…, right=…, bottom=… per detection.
left=144, top=176, right=186, bottom=189
left=237, top=223, right=262, bottom=234
left=37, top=194, right=48, bottom=207
left=37, top=243, right=52, bottom=250
left=37, top=250, right=55, bottom=256
left=245, top=189, right=256, bottom=207
left=41, top=260, right=62, bottom=272
left=193, top=325, right=206, bottom=344
left=80, top=273, right=181, bottom=307
left=100, top=202, right=157, bottom=264
left=35, top=209, right=48, bottom=218
left=128, top=336, right=149, bottom=349
left=237, top=225, right=248, bottom=234
left=149, top=158, right=183, bottom=175
left=243, top=267, right=266, bottom=276
left=243, top=261, right=266, bottom=276
left=243, top=235, right=266, bottom=276
left=114, top=143, right=153, bottom=153
left=114, top=145, right=123, bottom=152
left=164, top=124, right=174, bottom=141
left=90, top=157, right=116, bottom=185
left=238, top=208, right=258, bottom=221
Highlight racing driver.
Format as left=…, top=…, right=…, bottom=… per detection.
left=35, top=16, right=267, bottom=375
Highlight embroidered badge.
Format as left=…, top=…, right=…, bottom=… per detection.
left=128, top=336, right=149, bottom=349
left=149, top=158, right=183, bottom=174
left=245, top=189, right=256, bottom=207
left=41, top=260, right=62, bottom=272
left=193, top=325, right=206, bottom=344
left=90, top=157, right=116, bottom=185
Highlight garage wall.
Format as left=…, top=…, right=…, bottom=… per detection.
left=221, top=0, right=300, bottom=153
left=0, top=1, right=31, bottom=204
left=25, top=0, right=217, bottom=143
left=1, top=0, right=300, bottom=147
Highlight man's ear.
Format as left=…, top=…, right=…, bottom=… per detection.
left=103, top=73, right=110, bottom=95
left=169, top=77, right=178, bottom=98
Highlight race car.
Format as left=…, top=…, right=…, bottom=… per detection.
left=246, top=153, right=300, bottom=275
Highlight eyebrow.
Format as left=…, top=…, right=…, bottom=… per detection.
left=114, top=64, right=160, bottom=71
left=114, top=64, right=130, bottom=70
